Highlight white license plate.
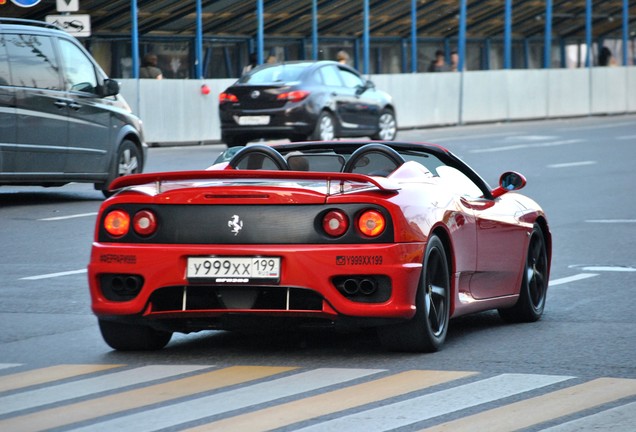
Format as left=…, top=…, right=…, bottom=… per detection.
left=187, top=257, right=280, bottom=280
left=236, top=115, right=270, bottom=126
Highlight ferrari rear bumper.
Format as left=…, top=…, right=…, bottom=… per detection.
left=88, top=242, right=425, bottom=328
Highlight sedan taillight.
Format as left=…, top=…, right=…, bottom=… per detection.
left=219, top=92, right=239, bottom=103
left=277, top=90, right=310, bottom=103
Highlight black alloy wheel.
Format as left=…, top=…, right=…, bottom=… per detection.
left=98, top=319, right=172, bottom=351
left=499, top=223, right=548, bottom=322
left=378, top=235, right=450, bottom=352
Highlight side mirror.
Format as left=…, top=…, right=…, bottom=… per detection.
left=355, top=80, right=374, bottom=95
left=100, top=79, right=120, bottom=97
left=491, top=171, right=526, bottom=198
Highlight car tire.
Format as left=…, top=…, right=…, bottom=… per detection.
left=98, top=319, right=172, bottom=351
left=378, top=235, right=450, bottom=352
left=310, top=111, right=336, bottom=141
left=498, top=223, right=548, bottom=323
left=223, top=135, right=249, bottom=147
left=101, top=139, right=142, bottom=198
left=371, top=109, right=397, bottom=141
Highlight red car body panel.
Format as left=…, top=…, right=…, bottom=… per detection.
left=88, top=141, right=551, bottom=339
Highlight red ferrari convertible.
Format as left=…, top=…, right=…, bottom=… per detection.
left=88, top=141, right=551, bottom=352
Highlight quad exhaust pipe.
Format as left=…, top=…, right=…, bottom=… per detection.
left=342, top=277, right=377, bottom=296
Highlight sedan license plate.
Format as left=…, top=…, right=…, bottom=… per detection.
left=236, top=115, right=270, bottom=126
left=187, top=257, right=280, bottom=283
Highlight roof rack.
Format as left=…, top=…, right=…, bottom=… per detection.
left=0, top=18, right=60, bottom=30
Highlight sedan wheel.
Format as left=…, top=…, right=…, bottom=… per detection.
left=311, top=111, right=336, bottom=141
left=371, top=109, right=397, bottom=141
left=499, top=223, right=548, bottom=322
left=99, top=319, right=172, bottom=351
left=378, top=235, right=450, bottom=352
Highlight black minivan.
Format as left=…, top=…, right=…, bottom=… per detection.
left=0, top=19, right=146, bottom=196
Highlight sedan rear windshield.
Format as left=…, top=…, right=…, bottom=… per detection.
left=240, top=65, right=305, bottom=84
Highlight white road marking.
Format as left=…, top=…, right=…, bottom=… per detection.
left=504, top=135, right=557, bottom=141
left=557, top=121, right=636, bottom=131
left=580, top=266, right=636, bottom=273
left=418, top=132, right=520, bottom=143
left=547, top=161, right=596, bottom=168
left=293, top=373, right=573, bottom=432
left=586, top=219, right=636, bottom=223
left=0, top=364, right=21, bottom=370
left=469, top=139, right=582, bottom=153
left=39, top=212, right=98, bottom=221
left=67, top=368, right=385, bottom=432
left=0, top=365, right=211, bottom=416
left=20, top=269, right=87, bottom=280
left=549, top=273, right=599, bottom=286
left=617, top=135, right=636, bottom=140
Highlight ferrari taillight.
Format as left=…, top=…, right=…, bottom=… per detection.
left=104, top=210, right=130, bottom=237
left=357, top=209, right=386, bottom=237
left=133, top=210, right=157, bottom=236
left=219, top=92, right=239, bottom=103
left=277, top=90, right=310, bottom=103
left=322, top=210, right=349, bottom=237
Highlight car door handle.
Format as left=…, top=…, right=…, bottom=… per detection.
left=54, top=100, right=68, bottom=109
left=67, top=102, right=81, bottom=110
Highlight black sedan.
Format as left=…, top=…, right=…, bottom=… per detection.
left=219, top=61, right=397, bottom=146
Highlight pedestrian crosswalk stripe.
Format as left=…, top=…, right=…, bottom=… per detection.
left=0, top=364, right=120, bottom=393
left=0, top=365, right=633, bottom=432
left=0, top=366, right=294, bottom=432
left=420, top=377, right=636, bottom=432
left=540, top=400, right=636, bottom=432
left=290, top=373, right=573, bottom=432
left=66, top=367, right=385, bottom=432
left=0, top=365, right=210, bottom=416
left=184, top=370, right=477, bottom=432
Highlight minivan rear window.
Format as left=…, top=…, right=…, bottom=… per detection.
left=4, top=34, right=61, bottom=90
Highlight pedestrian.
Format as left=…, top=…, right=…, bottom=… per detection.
left=598, top=47, right=617, bottom=66
left=139, top=53, right=163, bottom=79
left=427, top=49, right=450, bottom=72
left=242, top=53, right=257, bottom=76
left=450, top=50, right=459, bottom=71
left=336, top=50, right=350, bottom=65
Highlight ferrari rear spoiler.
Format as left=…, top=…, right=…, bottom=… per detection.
left=109, top=169, right=400, bottom=193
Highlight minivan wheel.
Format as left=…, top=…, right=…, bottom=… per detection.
left=102, top=140, right=142, bottom=198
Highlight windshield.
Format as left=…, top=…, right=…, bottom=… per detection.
left=240, top=64, right=306, bottom=84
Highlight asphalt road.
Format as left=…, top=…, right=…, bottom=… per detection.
left=1, top=115, right=635, bottom=431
